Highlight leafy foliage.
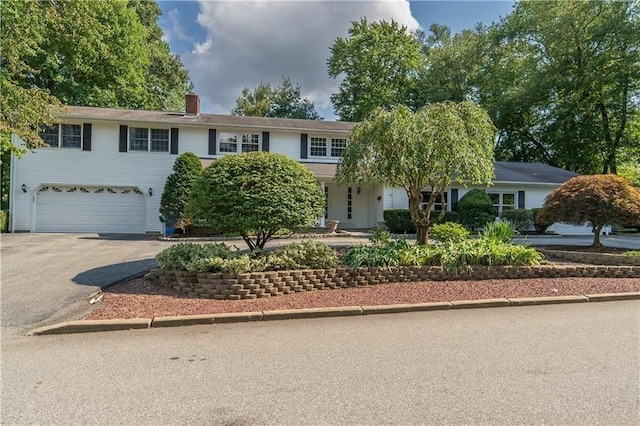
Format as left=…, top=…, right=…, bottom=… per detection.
left=456, top=189, right=498, bottom=230
left=337, top=102, right=495, bottom=245
left=231, top=77, right=322, bottom=120
left=486, top=0, right=640, bottom=174
left=531, top=207, right=553, bottom=234
left=480, top=221, right=516, bottom=243
left=0, top=0, right=192, bottom=155
left=155, top=242, right=233, bottom=271
left=266, top=240, right=338, bottom=270
left=156, top=240, right=337, bottom=273
left=500, top=209, right=533, bottom=233
left=432, top=210, right=461, bottom=225
left=430, top=222, right=470, bottom=244
left=539, top=174, right=640, bottom=247
left=0, top=210, right=7, bottom=233
left=159, top=152, right=203, bottom=228
left=186, top=152, right=325, bottom=251
left=342, top=237, right=541, bottom=272
left=383, top=210, right=416, bottom=234
left=327, top=19, right=425, bottom=121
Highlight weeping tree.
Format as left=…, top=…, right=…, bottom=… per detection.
left=538, top=174, right=640, bottom=247
left=336, top=102, right=496, bottom=244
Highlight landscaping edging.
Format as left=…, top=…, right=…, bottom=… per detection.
left=537, top=249, right=640, bottom=266
left=147, top=264, right=640, bottom=300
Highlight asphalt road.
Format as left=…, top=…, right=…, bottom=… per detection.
left=2, top=301, right=638, bottom=425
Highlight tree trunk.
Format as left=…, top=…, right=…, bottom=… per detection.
left=592, top=224, right=603, bottom=248
left=416, top=225, right=428, bottom=245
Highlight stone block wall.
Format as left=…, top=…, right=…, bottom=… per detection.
left=148, top=264, right=640, bottom=300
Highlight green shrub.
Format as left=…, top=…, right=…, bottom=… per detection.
left=0, top=210, right=7, bottom=233
left=383, top=209, right=416, bottom=234
left=480, top=221, right=515, bottom=243
left=369, top=228, right=392, bottom=246
left=342, top=237, right=541, bottom=271
left=531, top=208, right=553, bottom=234
left=342, top=238, right=412, bottom=268
left=623, top=250, right=640, bottom=257
left=456, top=189, right=497, bottom=230
left=186, top=152, right=325, bottom=251
left=156, top=242, right=232, bottom=270
left=431, top=210, right=461, bottom=224
left=160, top=152, right=203, bottom=228
left=429, top=222, right=469, bottom=244
left=500, top=209, right=533, bottom=232
left=267, top=240, right=338, bottom=270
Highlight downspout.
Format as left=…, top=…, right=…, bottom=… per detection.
left=8, top=134, right=16, bottom=232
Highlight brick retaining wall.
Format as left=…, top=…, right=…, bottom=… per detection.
left=148, top=264, right=640, bottom=300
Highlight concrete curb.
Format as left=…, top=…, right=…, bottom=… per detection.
left=28, top=292, right=640, bottom=335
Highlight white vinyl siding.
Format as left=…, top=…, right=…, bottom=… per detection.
left=12, top=122, right=175, bottom=233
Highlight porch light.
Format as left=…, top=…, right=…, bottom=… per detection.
left=357, top=187, right=361, bottom=195
left=148, top=187, right=153, bottom=196
left=21, top=184, right=27, bottom=193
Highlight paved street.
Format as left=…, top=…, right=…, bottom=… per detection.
left=2, top=301, right=639, bottom=425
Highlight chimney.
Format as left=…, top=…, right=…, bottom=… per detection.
left=185, top=93, right=200, bottom=116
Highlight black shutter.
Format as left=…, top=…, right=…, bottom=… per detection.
left=208, top=129, right=217, bottom=155
left=518, top=191, right=525, bottom=209
left=119, top=125, right=128, bottom=152
left=450, top=188, right=459, bottom=211
left=300, top=133, right=308, bottom=159
left=170, top=128, right=179, bottom=154
left=262, top=131, right=270, bottom=152
left=82, top=123, right=92, bottom=151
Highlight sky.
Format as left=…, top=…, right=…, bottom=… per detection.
left=157, top=0, right=515, bottom=120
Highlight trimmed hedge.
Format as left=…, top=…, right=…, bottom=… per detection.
left=456, top=189, right=497, bottom=230
left=383, top=209, right=416, bottom=234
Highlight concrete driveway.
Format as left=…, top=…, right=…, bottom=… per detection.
left=1, top=233, right=175, bottom=336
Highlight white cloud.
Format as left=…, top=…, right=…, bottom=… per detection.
left=181, top=0, right=419, bottom=119
left=161, top=8, right=193, bottom=45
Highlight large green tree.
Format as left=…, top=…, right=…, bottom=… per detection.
left=486, top=0, right=640, bottom=174
left=327, top=19, right=425, bottom=121
left=336, top=102, right=496, bottom=244
left=232, top=77, right=322, bottom=120
left=0, top=0, right=192, bottom=154
left=186, top=152, right=325, bottom=251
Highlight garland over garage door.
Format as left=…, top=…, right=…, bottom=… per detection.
left=35, top=185, right=145, bottom=233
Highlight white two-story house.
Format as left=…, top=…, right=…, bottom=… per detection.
left=9, top=94, right=590, bottom=235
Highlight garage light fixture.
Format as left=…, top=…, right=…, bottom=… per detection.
left=148, top=187, right=153, bottom=197
left=21, top=184, right=27, bottom=193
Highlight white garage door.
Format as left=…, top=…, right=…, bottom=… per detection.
left=35, top=185, right=146, bottom=233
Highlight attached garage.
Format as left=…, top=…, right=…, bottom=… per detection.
left=34, top=185, right=146, bottom=233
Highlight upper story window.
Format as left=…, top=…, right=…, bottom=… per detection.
left=39, top=124, right=82, bottom=149
left=310, top=136, right=348, bottom=158
left=219, top=132, right=260, bottom=153
left=331, top=138, right=347, bottom=157
left=129, top=127, right=169, bottom=152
